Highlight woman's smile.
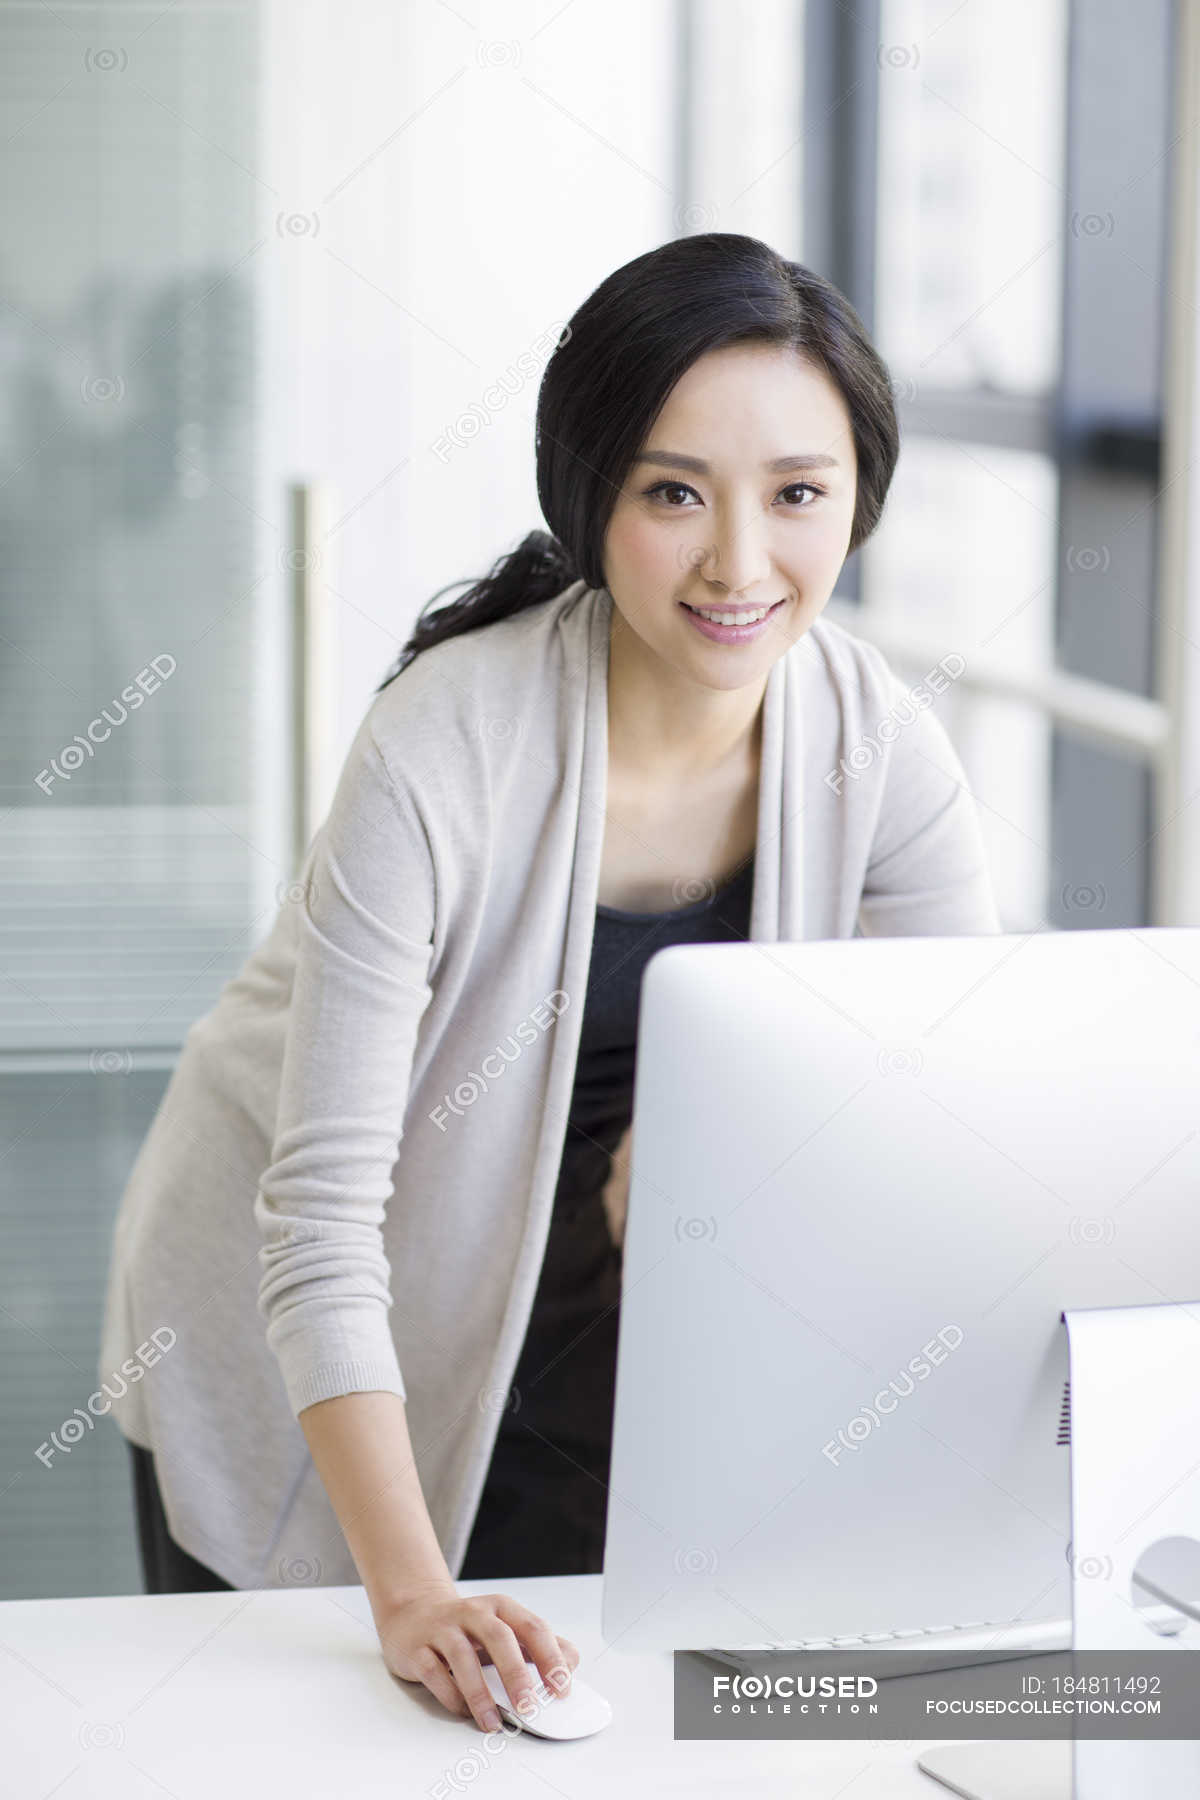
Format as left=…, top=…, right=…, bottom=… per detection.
left=678, top=594, right=790, bottom=644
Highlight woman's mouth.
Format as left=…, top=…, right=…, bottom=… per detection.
left=679, top=597, right=788, bottom=644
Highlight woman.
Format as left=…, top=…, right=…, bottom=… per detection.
left=98, top=231, right=1000, bottom=1734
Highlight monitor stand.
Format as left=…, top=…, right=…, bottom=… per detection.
left=916, top=1302, right=1200, bottom=1800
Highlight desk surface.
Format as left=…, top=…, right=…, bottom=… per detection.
left=1, top=1574, right=962, bottom=1796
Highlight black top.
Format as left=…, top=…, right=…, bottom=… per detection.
left=458, top=853, right=756, bottom=1579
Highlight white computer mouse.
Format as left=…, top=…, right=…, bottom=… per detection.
left=480, top=1659, right=613, bottom=1740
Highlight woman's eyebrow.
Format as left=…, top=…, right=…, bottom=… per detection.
left=632, top=450, right=840, bottom=472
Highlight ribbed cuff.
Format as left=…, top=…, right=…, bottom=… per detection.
left=284, top=1355, right=407, bottom=1418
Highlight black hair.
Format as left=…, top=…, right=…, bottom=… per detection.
left=376, top=232, right=899, bottom=690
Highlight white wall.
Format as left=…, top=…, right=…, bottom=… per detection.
left=257, top=0, right=681, bottom=814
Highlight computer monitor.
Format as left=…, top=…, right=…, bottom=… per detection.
left=600, top=926, right=1200, bottom=1657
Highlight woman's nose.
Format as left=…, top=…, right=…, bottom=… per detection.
left=696, top=524, right=773, bottom=596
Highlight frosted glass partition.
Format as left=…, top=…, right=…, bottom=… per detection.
left=0, top=1, right=265, bottom=1058
left=0, top=0, right=266, bottom=1601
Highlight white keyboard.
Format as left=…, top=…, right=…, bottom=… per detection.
left=703, top=1614, right=1073, bottom=1681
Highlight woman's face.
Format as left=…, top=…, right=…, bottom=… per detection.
left=602, top=341, right=859, bottom=692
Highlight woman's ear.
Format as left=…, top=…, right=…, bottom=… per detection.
left=600, top=1123, right=632, bottom=1252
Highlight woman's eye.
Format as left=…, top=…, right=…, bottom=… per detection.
left=645, top=481, right=697, bottom=506
left=644, top=480, right=824, bottom=508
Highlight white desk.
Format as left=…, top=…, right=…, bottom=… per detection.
left=2, top=1574, right=964, bottom=1796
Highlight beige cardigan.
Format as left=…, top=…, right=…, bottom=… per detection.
left=97, top=579, right=1001, bottom=1588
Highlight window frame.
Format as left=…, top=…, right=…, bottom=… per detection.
left=793, top=0, right=1194, bottom=926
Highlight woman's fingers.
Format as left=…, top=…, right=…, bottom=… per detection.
left=377, top=1586, right=584, bottom=1733
left=415, top=1645, right=468, bottom=1719
left=436, top=1624, right=509, bottom=1733
left=550, top=1633, right=580, bottom=1692
left=462, top=1603, right=540, bottom=1717
left=493, top=1596, right=578, bottom=1698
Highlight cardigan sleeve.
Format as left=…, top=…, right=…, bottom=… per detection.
left=253, top=708, right=437, bottom=1417
left=856, top=676, right=1002, bottom=939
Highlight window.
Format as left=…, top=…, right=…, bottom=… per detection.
left=798, top=0, right=1178, bottom=929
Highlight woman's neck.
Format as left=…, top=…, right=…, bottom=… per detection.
left=606, top=607, right=767, bottom=785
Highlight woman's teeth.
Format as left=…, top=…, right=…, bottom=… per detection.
left=685, top=603, right=777, bottom=626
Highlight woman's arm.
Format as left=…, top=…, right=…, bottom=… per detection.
left=601, top=1121, right=632, bottom=1250
left=298, top=1389, right=455, bottom=1599
left=300, top=1389, right=579, bottom=1731
left=254, top=711, right=440, bottom=1412
left=254, top=711, right=578, bottom=1728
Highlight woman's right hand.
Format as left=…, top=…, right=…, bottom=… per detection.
left=376, top=1579, right=580, bottom=1732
